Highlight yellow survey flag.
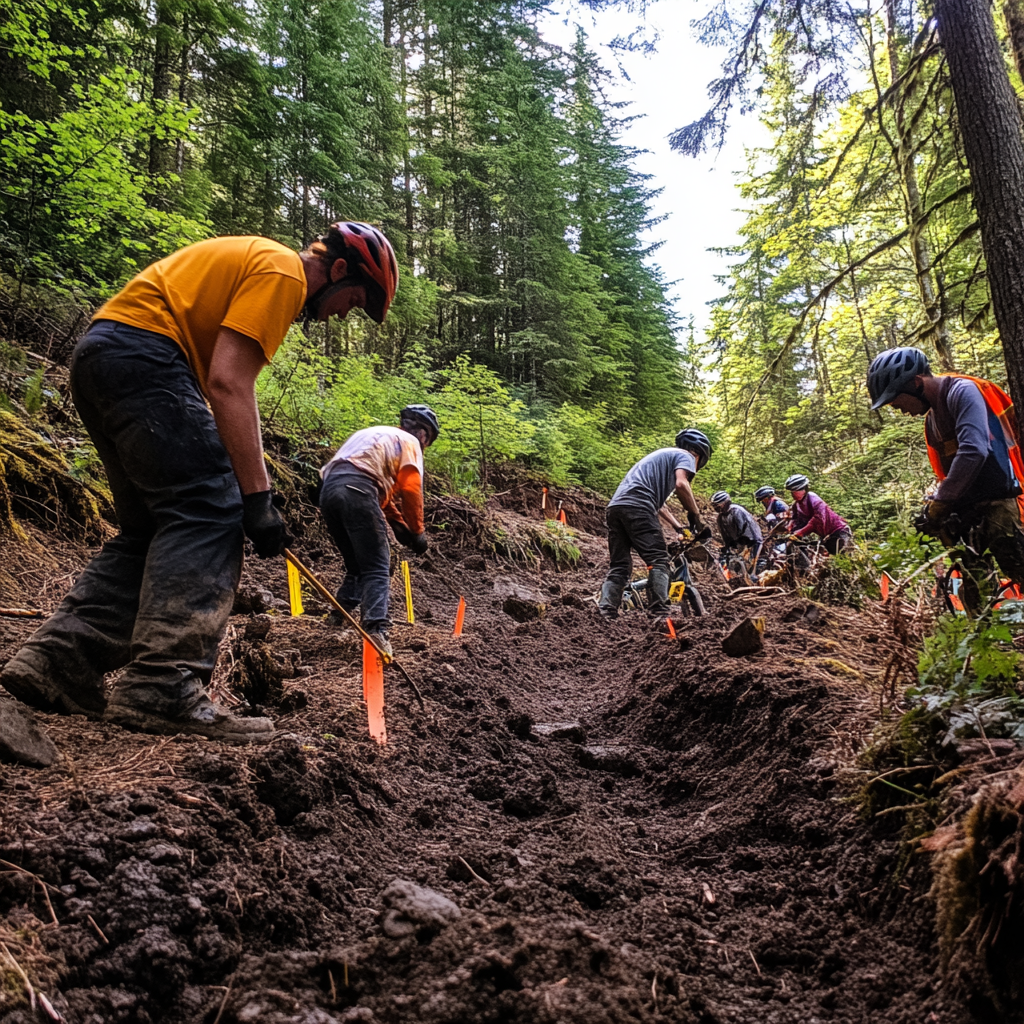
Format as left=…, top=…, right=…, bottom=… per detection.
left=287, top=559, right=304, bottom=616
left=402, top=560, right=414, bottom=624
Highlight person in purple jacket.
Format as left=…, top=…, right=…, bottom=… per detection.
left=784, top=475, right=852, bottom=554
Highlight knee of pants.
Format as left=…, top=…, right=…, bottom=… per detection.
left=605, top=564, right=632, bottom=585
left=648, top=555, right=670, bottom=576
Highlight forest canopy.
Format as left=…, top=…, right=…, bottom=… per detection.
left=4, top=0, right=1024, bottom=533
left=0, top=0, right=698, bottom=495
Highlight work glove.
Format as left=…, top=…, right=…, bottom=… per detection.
left=913, top=498, right=948, bottom=536
left=410, top=532, right=429, bottom=555
left=242, top=490, right=293, bottom=558
left=390, top=520, right=415, bottom=547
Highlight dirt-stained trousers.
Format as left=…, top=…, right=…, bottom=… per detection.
left=319, top=466, right=393, bottom=632
left=600, top=504, right=672, bottom=616
left=11, top=321, right=243, bottom=715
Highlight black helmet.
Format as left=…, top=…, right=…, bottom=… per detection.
left=711, top=490, right=730, bottom=508
left=675, top=428, right=712, bottom=469
left=400, top=404, right=440, bottom=443
left=868, top=347, right=930, bottom=410
left=754, top=486, right=775, bottom=501
left=785, top=474, right=809, bottom=492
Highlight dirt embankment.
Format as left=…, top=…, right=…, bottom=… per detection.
left=0, top=484, right=1015, bottom=1024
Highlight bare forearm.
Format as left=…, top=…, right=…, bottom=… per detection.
left=206, top=327, right=271, bottom=496
left=674, top=479, right=700, bottom=519
left=208, top=386, right=269, bottom=495
left=659, top=506, right=685, bottom=532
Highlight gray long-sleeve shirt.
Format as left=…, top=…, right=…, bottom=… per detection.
left=926, top=377, right=1019, bottom=506
left=717, top=503, right=763, bottom=549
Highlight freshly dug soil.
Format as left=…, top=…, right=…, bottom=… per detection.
left=0, top=492, right=985, bottom=1023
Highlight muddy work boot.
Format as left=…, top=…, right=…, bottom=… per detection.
left=597, top=580, right=624, bottom=619
left=104, top=691, right=274, bottom=745
left=645, top=565, right=672, bottom=619
left=0, top=696, right=59, bottom=768
left=1, top=646, right=106, bottom=719
left=366, top=631, right=393, bottom=659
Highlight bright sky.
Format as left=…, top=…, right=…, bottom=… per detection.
left=538, top=2, right=771, bottom=335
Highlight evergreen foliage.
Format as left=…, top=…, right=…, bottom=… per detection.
left=0, top=0, right=692, bottom=494
left=690, top=0, right=1018, bottom=533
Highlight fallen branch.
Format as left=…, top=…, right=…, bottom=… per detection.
left=723, top=586, right=786, bottom=599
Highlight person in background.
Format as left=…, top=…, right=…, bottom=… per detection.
left=785, top=475, right=852, bottom=554
left=597, top=429, right=713, bottom=622
left=754, top=485, right=789, bottom=525
left=319, top=405, right=439, bottom=659
left=711, top=491, right=763, bottom=584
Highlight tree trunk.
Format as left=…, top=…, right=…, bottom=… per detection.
left=934, top=0, right=1024, bottom=434
left=149, top=0, right=175, bottom=180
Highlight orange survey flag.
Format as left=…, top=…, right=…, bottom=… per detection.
left=362, top=639, right=387, bottom=745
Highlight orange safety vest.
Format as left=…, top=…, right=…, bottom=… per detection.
left=925, top=374, right=1024, bottom=522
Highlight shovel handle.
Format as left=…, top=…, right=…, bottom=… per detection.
left=284, top=548, right=391, bottom=663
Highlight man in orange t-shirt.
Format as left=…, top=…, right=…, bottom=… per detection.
left=319, top=406, right=438, bottom=658
left=0, top=223, right=399, bottom=765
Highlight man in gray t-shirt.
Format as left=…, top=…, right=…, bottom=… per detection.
left=599, top=430, right=713, bottom=621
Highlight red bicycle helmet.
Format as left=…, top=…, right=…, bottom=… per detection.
left=318, top=221, right=399, bottom=323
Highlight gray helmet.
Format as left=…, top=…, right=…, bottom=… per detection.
left=868, top=347, right=930, bottom=410
left=711, top=490, right=730, bottom=508
left=785, top=474, right=809, bottom=492
left=400, top=404, right=440, bottom=442
left=754, top=486, right=776, bottom=501
left=675, top=428, right=712, bottom=469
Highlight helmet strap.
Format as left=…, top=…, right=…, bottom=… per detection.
left=304, top=276, right=360, bottom=320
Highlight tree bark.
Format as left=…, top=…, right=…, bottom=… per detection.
left=149, top=0, right=175, bottom=179
left=934, top=0, right=1024, bottom=434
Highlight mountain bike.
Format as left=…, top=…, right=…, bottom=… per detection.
left=620, top=540, right=707, bottom=616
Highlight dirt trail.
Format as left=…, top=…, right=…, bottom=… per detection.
left=0, top=490, right=974, bottom=1023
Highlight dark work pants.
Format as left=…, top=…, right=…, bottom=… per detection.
left=319, top=468, right=392, bottom=632
left=16, top=321, right=243, bottom=714
left=600, top=504, right=671, bottom=616
left=824, top=529, right=853, bottom=556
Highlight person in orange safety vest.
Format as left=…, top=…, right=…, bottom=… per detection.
left=867, top=346, right=1024, bottom=608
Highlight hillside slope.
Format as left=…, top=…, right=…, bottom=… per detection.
left=0, top=484, right=992, bottom=1023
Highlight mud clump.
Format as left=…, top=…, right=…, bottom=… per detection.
left=380, top=879, right=461, bottom=938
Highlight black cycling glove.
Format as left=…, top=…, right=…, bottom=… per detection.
left=242, top=490, right=293, bottom=558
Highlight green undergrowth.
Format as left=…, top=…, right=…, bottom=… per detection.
left=255, top=333, right=705, bottom=499
left=859, top=586, right=1024, bottom=829
left=487, top=516, right=581, bottom=569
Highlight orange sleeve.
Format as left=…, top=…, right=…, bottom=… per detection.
left=394, top=465, right=424, bottom=534
left=221, top=269, right=306, bottom=362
